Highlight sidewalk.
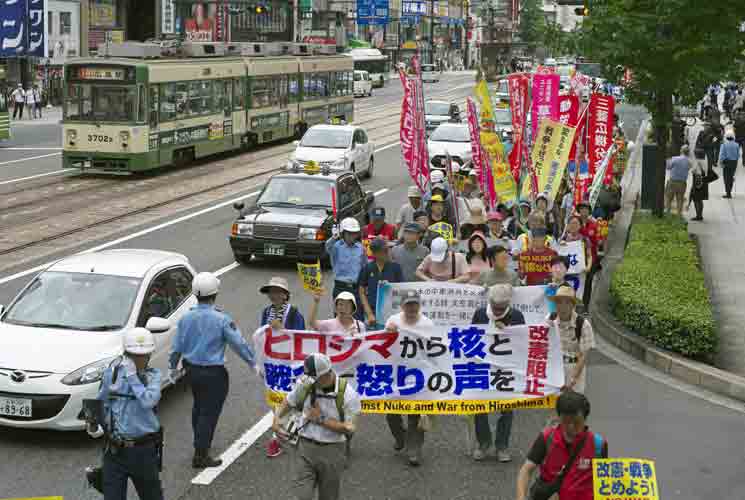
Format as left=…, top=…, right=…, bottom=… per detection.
left=687, top=153, right=745, bottom=375
left=9, top=106, right=62, bottom=125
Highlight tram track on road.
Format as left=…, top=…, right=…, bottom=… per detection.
left=0, top=82, right=472, bottom=271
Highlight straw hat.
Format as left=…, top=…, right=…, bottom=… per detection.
left=547, top=285, right=577, bottom=304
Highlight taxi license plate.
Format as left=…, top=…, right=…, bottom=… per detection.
left=264, top=243, right=285, bottom=256
left=0, top=397, right=32, bottom=417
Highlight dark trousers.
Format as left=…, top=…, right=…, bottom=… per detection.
left=474, top=411, right=513, bottom=451
left=103, top=444, right=163, bottom=500
left=386, top=414, right=424, bottom=458
left=706, top=147, right=718, bottom=170
left=582, top=261, right=601, bottom=311
left=723, top=160, right=737, bottom=196
left=12, top=101, right=23, bottom=119
left=186, top=362, right=229, bottom=451
left=693, top=199, right=704, bottom=218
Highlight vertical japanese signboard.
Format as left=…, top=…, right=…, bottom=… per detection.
left=0, top=0, right=45, bottom=57
left=161, top=0, right=175, bottom=34
left=531, top=73, right=560, bottom=139
left=593, top=458, right=659, bottom=500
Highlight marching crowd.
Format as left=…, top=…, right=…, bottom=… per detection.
left=84, top=137, right=626, bottom=500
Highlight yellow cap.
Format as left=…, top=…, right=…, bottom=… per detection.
left=431, top=194, right=445, bottom=202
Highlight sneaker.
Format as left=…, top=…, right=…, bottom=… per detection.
left=472, top=447, right=487, bottom=461
left=497, top=450, right=512, bottom=463
left=408, top=455, right=421, bottom=467
left=393, top=439, right=405, bottom=451
left=266, top=437, right=283, bottom=458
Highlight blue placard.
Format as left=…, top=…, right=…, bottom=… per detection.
left=0, top=0, right=45, bottom=57
left=357, top=0, right=389, bottom=25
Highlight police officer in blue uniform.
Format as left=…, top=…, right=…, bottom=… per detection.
left=169, top=272, right=256, bottom=468
left=88, top=327, right=164, bottom=500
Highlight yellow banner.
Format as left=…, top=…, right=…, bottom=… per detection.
left=593, top=458, right=659, bottom=500
left=474, top=79, right=495, bottom=123
left=523, top=119, right=576, bottom=200
left=266, top=390, right=555, bottom=414
left=492, top=160, right=518, bottom=205
left=296, top=261, right=323, bottom=294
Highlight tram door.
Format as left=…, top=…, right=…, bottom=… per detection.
left=148, top=85, right=163, bottom=166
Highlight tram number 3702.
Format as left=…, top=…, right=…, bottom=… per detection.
left=88, top=134, right=114, bottom=143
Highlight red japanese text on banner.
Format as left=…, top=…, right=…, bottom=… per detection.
left=507, top=73, right=530, bottom=183
left=558, top=94, right=580, bottom=160
left=466, top=98, right=487, bottom=194
left=587, top=94, right=615, bottom=179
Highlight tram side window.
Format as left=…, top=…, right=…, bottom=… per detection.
left=278, top=75, right=288, bottom=107
left=252, top=77, right=271, bottom=108
left=333, top=71, right=351, bottom=96
left=233, top=78, right=245, bottom=110
left=64, top=83, right=83, bottom=120
left=289, top=75, right=300, bottom=103
left=138, top=84, right=146, bottom=123
left=304, top=72, right=329, bottom=99
left=216, top=79, right=231, bottom=116
left=189, top=80, right=213, bottom=116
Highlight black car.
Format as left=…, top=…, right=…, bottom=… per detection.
left=229, top=169, right=375, bottom=263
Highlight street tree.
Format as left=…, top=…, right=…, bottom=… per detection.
left=519, top=0, right=544, bottom=53
left=582, top=0, right=745, bottom=216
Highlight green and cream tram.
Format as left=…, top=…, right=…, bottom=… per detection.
left=62, top=49, right=354, bottom=174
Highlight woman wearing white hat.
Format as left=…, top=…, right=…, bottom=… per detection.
left=415, top=237, right=469, bottom=282
left=309, top=289, right=366, bottom=335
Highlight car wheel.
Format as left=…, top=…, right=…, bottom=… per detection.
left=366, top=157, right=374, bottom=178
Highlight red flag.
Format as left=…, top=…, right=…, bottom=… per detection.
left=559, top=94, right=581, bottom=160
left=587, top=94, right=615, bottom=182
left=507, top=73, right=529, bottom=183
left=466, top=97, right=487, bottom=193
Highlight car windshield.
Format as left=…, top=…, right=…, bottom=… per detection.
left=257, top=177, right=333, bottom=207
left=300, top=128, right=352, bottom=149
left=429, top=125, right=469, bottom=142
left=425, top=102, right=451, bottom=116
left=3, top=271, right=141, bottom=331
left=495, top=108, right=512, bottom=125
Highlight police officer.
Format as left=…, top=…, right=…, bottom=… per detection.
left=169, top=272, right=256, bottom=468
left=88, top=327, right=164, bottom=500
left=272, top=353, right=361, bottom=500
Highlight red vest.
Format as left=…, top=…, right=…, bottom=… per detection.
left=539, top=427, right=600, bottom=500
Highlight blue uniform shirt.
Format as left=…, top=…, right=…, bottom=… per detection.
left=170, top=304, right=255, bottom=369
left=325, top=238, right=366, bottom=284
left=97, top=361, right=161, bottom=439
left=719, top=140, right=741, bottom=162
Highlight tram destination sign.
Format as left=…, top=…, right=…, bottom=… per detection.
left=75, top=67, right=127, bottom=81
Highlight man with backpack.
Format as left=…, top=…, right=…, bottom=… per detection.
left=272, top=353, right=361, bottom=500
left=515, top=391, right=608, bottom=500
left=547, top=285, right=594, bottom=394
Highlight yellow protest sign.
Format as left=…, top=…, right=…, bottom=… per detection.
left=297, top=261, right=323, bottom=293
left=492, top=160, right=518, bottom=205
left=593, top=458, right=659, bottom=500
left=428, top=222, right=454, bottom=242
left=522, top=119, right=575, bottom=200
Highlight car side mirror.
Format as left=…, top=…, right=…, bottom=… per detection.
left=145, top=316, right=171, bottom=334
left=233, top=202, right=245, bottom=211
left=293, top=140, right=300, bottom=147
left=365, top=191, right=375, bottom=205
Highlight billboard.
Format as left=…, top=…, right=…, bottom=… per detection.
left=0, top=0, right=45, bottom=57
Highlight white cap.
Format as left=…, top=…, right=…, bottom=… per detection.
left=340, top=217, right=361, bottom=233
left=192, top=272, right=220, bottom=298
left=303, top=352, right=332, bottom=379
left=431, top=170, right=445, bottom=183
left=335, top=291, right=357, bottom=312
left=123, top=327, right=156, bottom=355
left=430, top=237, right=449, bottom=262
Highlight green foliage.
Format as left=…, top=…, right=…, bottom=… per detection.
left=519, top=0, right=544, bottom=50
left=610, top=214, right=717, bottom=358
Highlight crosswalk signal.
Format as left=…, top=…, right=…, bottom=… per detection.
left=255, top=4, right=269, bottom=14
left=574, top=6, right=589, bottom=15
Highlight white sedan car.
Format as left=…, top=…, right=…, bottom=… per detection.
left=288, top=124, right=375, bottom=178
left=427, top=123, right=473, bottom=170
left=0, top=249, right=197, bottom=430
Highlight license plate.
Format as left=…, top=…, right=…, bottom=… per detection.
left=0, top=397, right=32, bottom=417
left=264, top=243, right=285, bottom=256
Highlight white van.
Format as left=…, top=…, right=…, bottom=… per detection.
left=421, top=63, right=440, bottom=83
left=353, top=70, right=373, bottom=97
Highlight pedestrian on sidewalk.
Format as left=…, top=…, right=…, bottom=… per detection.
left=665, top=145, right=692, bottom=215
left=689, top=146, right=715, bottom=221
left=515, top=391, right=608, bottom=500
left=258, top=277, right=306, bottom=459
left=470, top=284, right=525, bottom=463
left=11, top=84, right=24, bottom=120
left=272, top=353, right=360, bottom=500
left=384, top=290, right=434, bottom=466
left=169, top=272, right=256, bottom=469
left=33, top=85, right=42, bottom=118
left=24, top=85, right=35, bottom=120
left=719, top=131, right=742, bottom=198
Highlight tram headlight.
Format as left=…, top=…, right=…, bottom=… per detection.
left=66, top=129, right=77, bottom=146
left=119, top=131, right=130, bottom=149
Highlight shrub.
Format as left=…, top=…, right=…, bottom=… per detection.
left=609, top=214, right=717, bottom=358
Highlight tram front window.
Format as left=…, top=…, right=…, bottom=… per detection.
left=65, top=84, right=137, bottom=123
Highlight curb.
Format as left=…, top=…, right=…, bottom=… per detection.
left=590, top=118, right=745, bottom=404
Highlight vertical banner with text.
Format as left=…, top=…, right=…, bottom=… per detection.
left=587, top=94, right=615, bottom=180
left=531, top=73, right=560, bottom=139
left=507, top=73, right=530, bottom=184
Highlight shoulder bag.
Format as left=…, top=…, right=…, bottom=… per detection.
left=529, top=431, right=589, bottom=500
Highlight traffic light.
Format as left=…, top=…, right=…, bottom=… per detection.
left=254, top=4, right=269, bottom=14
left=574, top=4, right=589, bottom=16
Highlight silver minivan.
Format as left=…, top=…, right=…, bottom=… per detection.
left=353, top=70, right=373, bottom=97
left=421, top=63, right=440, bottom=83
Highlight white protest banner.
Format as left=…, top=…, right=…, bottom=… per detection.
left=557, top=240, right=586, bottom=275
left=375, top=282, right=549, bottom=326
left=254, top=323, right=563, bottom=414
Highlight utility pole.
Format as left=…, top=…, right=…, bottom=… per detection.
left=429, top=0, right=435, bottom=65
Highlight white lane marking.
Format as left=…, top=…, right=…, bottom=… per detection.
left=376, top=141, right=399, bottom=153
left=373, top=188, right=389, bottom=197
left=213, top=261, right=240, bottom=277
left=0, top=152, right=61, bottom=167
left=0, top=147, right=62, bottom=150
left=191, top=412, right=273, bottom=486
left=0, top=190, right=261, bottom=286
left=0, top=169, right=68, bottom=186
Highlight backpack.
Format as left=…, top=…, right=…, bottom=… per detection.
left=542, top=426, right=604, bottom=460
left=294, top=378, right=348, bottom=422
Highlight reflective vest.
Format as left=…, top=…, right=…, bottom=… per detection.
left=538, top=426, right=604, bottom=500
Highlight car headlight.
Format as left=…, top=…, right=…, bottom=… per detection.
left=299, top=227, right=317, bottom=240
left=232, top=222, right=253, bottom=236
left=61, top=356, right=119, bottom=386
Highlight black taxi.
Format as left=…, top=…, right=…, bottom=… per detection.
left=229, top=164, right=375, bottom=264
